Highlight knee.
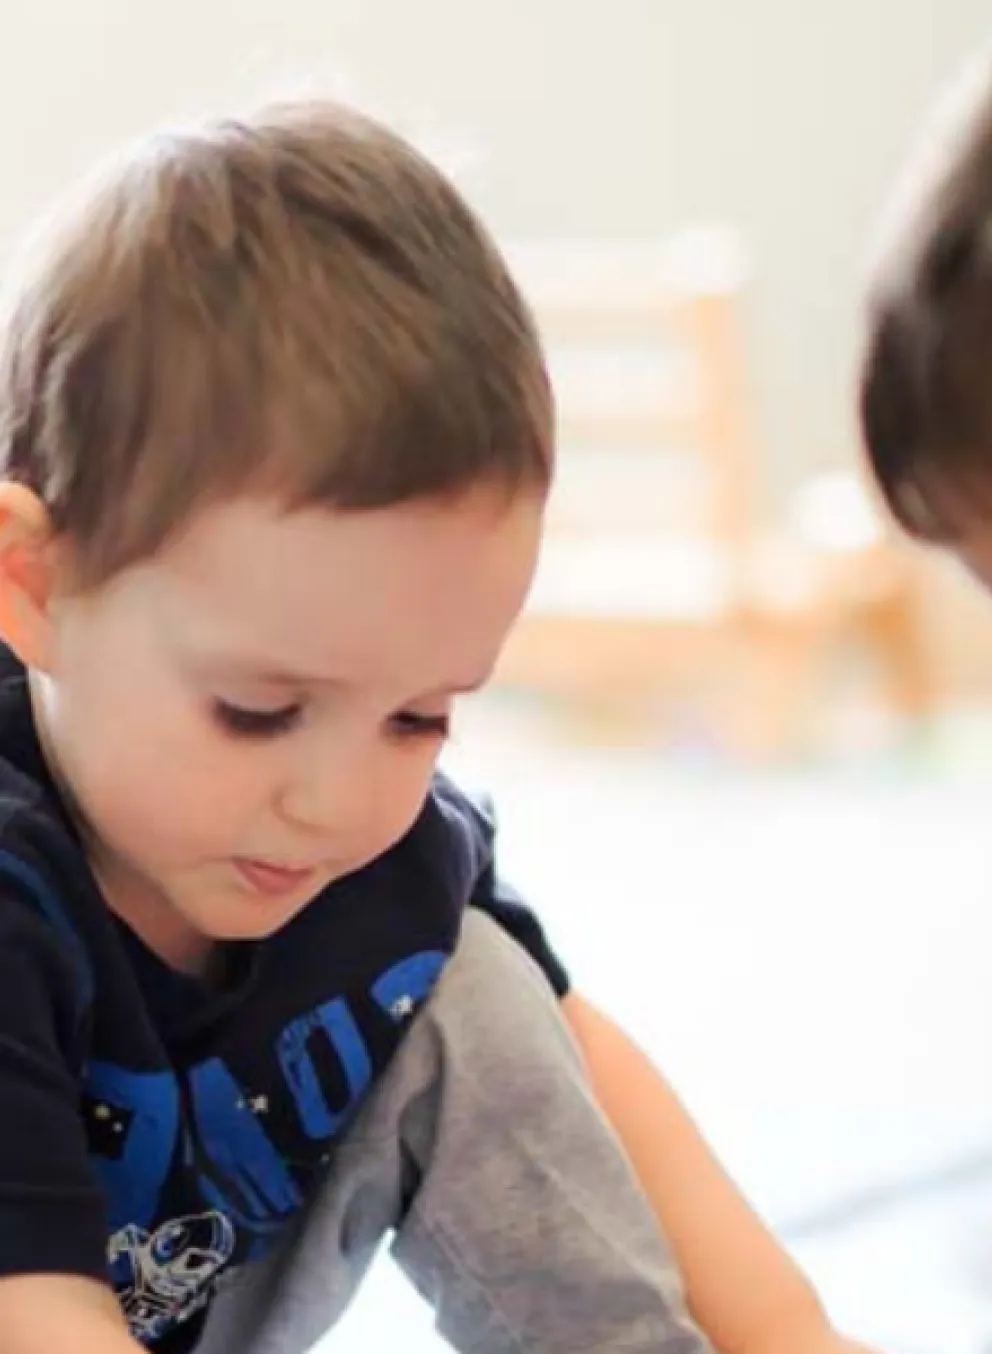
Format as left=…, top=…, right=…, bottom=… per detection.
left=424, top=909, right=583, bottom=1079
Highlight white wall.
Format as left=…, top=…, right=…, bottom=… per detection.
left=0, top=1, right=988, bottom=494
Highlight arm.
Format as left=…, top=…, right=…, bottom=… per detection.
left=562, top=993, right=876, bottom=1354
left=0, top=900, right=129, bottom=1349
left=0, top=1275, right=143, bottom=1353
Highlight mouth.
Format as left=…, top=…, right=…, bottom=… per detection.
left=231, top=858, right=318, bottom=898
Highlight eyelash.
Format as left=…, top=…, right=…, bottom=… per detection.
left=391, top=711, right=451, bottom=741
left=211, top=701, right=451, bottom=743
left=212, top=701, right=304, bottom=739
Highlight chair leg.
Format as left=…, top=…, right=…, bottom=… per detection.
left=864, top=573, right=937, bottom=724
left=718, top=617, right=826, bottom=760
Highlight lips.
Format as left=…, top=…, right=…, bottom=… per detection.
left=232, top=859, right=317, bottom=897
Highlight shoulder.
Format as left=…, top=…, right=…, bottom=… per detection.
left=0, top=809, right=94, bottom=1070
left=0, top=657, right=98, bottom=1015
left=0, top=650, right=68, bottom=836
left=401, top=772, right=496, bottom=895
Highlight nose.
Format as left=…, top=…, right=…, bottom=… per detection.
left=274, top=736, right=377, bottom=841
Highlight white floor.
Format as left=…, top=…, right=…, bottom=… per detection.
left=315, top=701, right=992, bottom=1353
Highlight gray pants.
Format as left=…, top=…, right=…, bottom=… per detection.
left=199, top=911, right=711, bottom=1354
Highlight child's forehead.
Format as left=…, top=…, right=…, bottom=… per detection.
left=164, top=490, right=538, bottom=573
left=138, top=492, right=541, bottom=689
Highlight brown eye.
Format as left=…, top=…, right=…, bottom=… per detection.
left=212, top=701, right=303, bottom=739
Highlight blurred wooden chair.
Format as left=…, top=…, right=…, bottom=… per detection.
left=733, top=473, right=936, bottom=754
left=495, top=231, right=936, bottom=755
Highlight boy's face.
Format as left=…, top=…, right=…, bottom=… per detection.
left=31, top=489, right=543, bottom=971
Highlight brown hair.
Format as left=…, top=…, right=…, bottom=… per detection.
left=0, top=100, right=553, bottom=586
left=861, top=53, right=992, bottom=541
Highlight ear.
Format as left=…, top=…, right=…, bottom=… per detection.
left=0, top=483, right=59, bottom=672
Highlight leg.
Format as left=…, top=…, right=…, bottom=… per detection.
left=200, top=911, right=710, bottom=1354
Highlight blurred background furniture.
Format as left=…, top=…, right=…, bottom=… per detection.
left=496, top=232, right=936, bottom=758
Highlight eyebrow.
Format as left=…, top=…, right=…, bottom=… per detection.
left=197, top=654, right=491, bottom=698
left=445, top=675, right=490, bottom=696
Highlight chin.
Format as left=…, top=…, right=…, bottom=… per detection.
left=217, top=916, right=296, bottom=943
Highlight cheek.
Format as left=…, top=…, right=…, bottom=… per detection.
left=365, top=747, right=442, bottom=858
left=55, top=670, right=270, bottom=860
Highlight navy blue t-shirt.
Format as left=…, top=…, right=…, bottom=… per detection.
left=0, top=648, right=567, bottom=1350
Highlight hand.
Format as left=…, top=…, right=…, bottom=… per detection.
left=0, top=1273, right=143, bottom=1354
